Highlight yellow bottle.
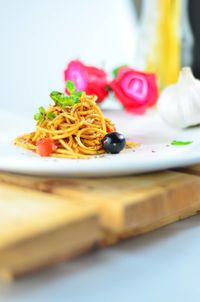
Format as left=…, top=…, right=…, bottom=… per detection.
left=143, top=0, right=181, bottom=87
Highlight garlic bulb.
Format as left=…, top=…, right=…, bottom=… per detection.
left=157, top=67, right=200, bottom=128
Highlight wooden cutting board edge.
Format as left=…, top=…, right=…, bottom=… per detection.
left=0, top=171, right=200, bottom=242
left=1, top=166, right=200, bottom=279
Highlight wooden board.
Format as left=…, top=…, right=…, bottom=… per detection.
left=0, top=183, right=100, bottom=280
left=1, top=168, right=200, bottom=279
left=1, top=171, right=200, bottom=240
left=177, top=164, right=200, bottom=176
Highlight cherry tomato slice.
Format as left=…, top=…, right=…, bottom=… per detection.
left=36, top=138, right=57, bottom=157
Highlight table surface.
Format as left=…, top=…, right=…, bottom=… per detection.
left=0, top=214, right=200, bottom=302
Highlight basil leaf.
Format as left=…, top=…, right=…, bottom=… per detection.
left=74, top=91, right=82, bottom=97
left=47, top=112, right=56, bottom=120
left=66, top=80, right=76, bottom=94
left=71, top=94, right=81, bottom=103
left=171, top=140, right=193, bottom=146
left=39, top=106, right=45, bottom=114
left=50, top=91, right=64, bottom=103
left=50, top=84, right=82, bottom=108
left=34, top=112, right=42, bottom=121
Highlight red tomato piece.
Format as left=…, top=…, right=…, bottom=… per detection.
left=36, top=138, right=57, bottom=157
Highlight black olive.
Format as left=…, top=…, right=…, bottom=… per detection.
left=102, top=132, right=126, bottom=154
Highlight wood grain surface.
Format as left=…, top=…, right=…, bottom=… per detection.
left=1, top=167, right=200, bottom=279
left=0, top=182, right=100, bottom=280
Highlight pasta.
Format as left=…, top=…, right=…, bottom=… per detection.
left=15, top=92, right=137, bottom=159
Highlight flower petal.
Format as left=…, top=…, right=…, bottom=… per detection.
left=110, top=68, right=159, bottom=114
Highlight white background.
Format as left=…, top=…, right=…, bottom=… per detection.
left=0, top=0, right=137, bottom=114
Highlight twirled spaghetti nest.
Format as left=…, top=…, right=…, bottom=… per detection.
left=15, top=93, right=137, bottom=159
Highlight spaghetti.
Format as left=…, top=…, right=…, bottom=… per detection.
left=15, top=91, right=137, bottom=159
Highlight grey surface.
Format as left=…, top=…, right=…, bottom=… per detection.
left=1, top=215, right=200, bottom=302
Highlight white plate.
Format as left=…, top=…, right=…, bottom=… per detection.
left=1, top=110, right=200, bottom=177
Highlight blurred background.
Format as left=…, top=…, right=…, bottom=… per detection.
left=0, top=0, right=199, bottom=114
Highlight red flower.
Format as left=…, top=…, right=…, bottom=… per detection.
left=110, top=67, right=159, bottom=114
left=64, top=60, right=108, bottom=103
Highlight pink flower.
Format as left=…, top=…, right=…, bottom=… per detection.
left=110, top=67, right=159, bottom=114
left=64, top=60, right=108, bottom=103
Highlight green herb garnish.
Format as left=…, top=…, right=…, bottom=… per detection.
left=49, top=91, right=63, bottom=103
left=34, top=81, right=82, bottom=121
left=71, top=91, right=83, bottom=103
left=171, top=140, right=193, bottom=146
left=66, top=80, right=76, bottom=94
left=34, top=112, right=42, bottom=121
left=34, top=106, right=46, bottom=121
left=39, top=106, right=45, bottom=114
left=50, top=92, right=79, bottom=107
left=47, top=112, right=56, bottom=120
left=50, top=81, right=82, bottom=108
